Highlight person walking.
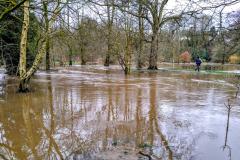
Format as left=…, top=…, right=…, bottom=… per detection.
left=195, top=56, right=202, bottom=72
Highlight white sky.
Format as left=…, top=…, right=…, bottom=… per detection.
left=62, top=0, right=240, bottom=30
left=165, top=0, right=240, bottom=13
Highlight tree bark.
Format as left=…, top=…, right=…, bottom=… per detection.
left=80, top=47, right=86, bottom=65
left=124, top=20, right=133, bottom=75
left=45, top=36, right=50, bottom=70
left=19, top=40, right=47, bottom=92
left=104, top=17, right=112, bottom=66
left=124, top=34, right=132, bottom=74
left=104, top=53, right=110, bottom=66
left=18, top=0, right=62, bottom=92
left=148, top=32, right=158, bottom=70
left=43, top=0, right=50, bottom=70
left=69, top=54, right=73, bottom=66
left=19, top=0, right=30, bottom=92
left=104, top=0, right=115, bottom=67
left=137, top=1, right=144, bottom=69
left=19, top=78, right=30, bottom=92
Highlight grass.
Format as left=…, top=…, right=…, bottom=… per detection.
left=132, top=66, right=240, bottom=77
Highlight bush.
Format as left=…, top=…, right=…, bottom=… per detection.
left=179, top=51, right=191, bottom=63
left=229, top=54, right=240, bottom=64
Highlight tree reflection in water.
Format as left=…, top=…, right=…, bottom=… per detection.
left=0, top=74, right=194, bottom=160
left=222, top=78, right=240, bottom=160
left=0, top=68, right=239, bottom=159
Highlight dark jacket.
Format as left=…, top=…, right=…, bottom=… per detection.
left=195, top=58, right=202, bottom=65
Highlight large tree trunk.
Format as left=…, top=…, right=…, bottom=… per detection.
left=19, top=40, right=47, bottom=92
left=124, top=26, right=133, bottom=75
left=45, top=36, right=50, bottom=70
left=19, top=0, right=30, bottom=92
left=124, top=39, right=132, bottom=74
left=104, top=21, right=112, bottom=67
left=148, top=33, right=158, bottom=70
left=43, top=0, right=50, bottom=71
left=104, top=49, right=110, bottom=66
left=104, top=53, right=110, bottom=66
left=18, top=0, right=60, bottom=92
left=69, top=54, right=72, bottom=66
left=80, top=47, right=86, bottom=65
left=19, top=78, right=30, bottom=92
left=19, top=0, right=29, bottom=77
left=104, top=0, right=115, bottom=67
left=68, top=44, right=73, bottom=66
left=137, top=2, right=144, bottom=69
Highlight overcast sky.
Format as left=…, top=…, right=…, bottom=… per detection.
left=60, top=0, right=240, bottom=30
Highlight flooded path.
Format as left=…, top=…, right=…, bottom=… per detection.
left=0, top=65, right=239, bottom=160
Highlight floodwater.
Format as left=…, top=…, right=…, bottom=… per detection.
left=0, top=65, right=239, bottom=160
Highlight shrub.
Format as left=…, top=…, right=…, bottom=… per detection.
left=229, top=54, right=240, bottom=64
left=179, top=51, right=191, bottom=63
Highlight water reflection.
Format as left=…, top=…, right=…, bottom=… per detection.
left=222, top=80, right=240, bottom=160
left=0, top=66, right=240, bottom=160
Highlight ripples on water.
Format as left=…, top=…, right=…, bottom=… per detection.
left=0, top=65, right=239, bottom=160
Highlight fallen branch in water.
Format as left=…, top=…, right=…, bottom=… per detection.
left=221, top=75, right=239, bottom=160
left=139, top=151, right=152, bottom=160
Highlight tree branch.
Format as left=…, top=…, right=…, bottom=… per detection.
left=0, top=0, right=27, bottom=22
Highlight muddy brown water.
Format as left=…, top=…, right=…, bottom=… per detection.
left=0, top=65, right=239, bottom=160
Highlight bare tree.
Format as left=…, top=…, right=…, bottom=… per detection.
left=19, top=0, right=68, bottom=92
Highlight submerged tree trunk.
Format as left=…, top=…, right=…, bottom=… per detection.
left=19, top=78, right=30, bottom=92
left=69, top=54, right=72, bottom=66
left=104, top=21, right=112, bottom=66
left=104, top=0, right=115, bottom=67
left=104, top=49, right=111, bottom=66
left=19, top=0, right=30, bottom=92
left=80, top=47, right=86, bottom=65
left=18, top=0, right=61, bottom=92
left=67, top=44, right=73, bottom=66
left=124, top=15, right=133, bottom=75
left=124, top=33, right=132, bottom=74
left=148, top=32, right=158, bottom=70
left=19, top=40, right=47, bottom=92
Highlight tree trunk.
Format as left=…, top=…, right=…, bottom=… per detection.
left=148, top=33, right=158, bottom=70
left=68, top=45, right=73, bottom=66
left=104, top=0, right=115, bottom=67
left=124, top=29, right=132, bottom=75
left=18, top=0, right=60, bottom=92
left=19, top=0, right=30, bottom=92
left=19, top=0, right=29, bottom=77
left=45, top=36, right=50, bottom=70
left=104, top=24, right=112, bottom=66
left=222, top=54, right=225, bottom=65
left=137, top=2, right=144, bottom=69
left=19, top=40, right=47, bottom=92
left=80, top=45, right=86, bottom=65
left=19, top=78, right=30, bottom=92
left=104, top=53, right=110, bottom=66
left=69, top=55, right=72, bottom=66
left=43, top=0, right=50, bottom=71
